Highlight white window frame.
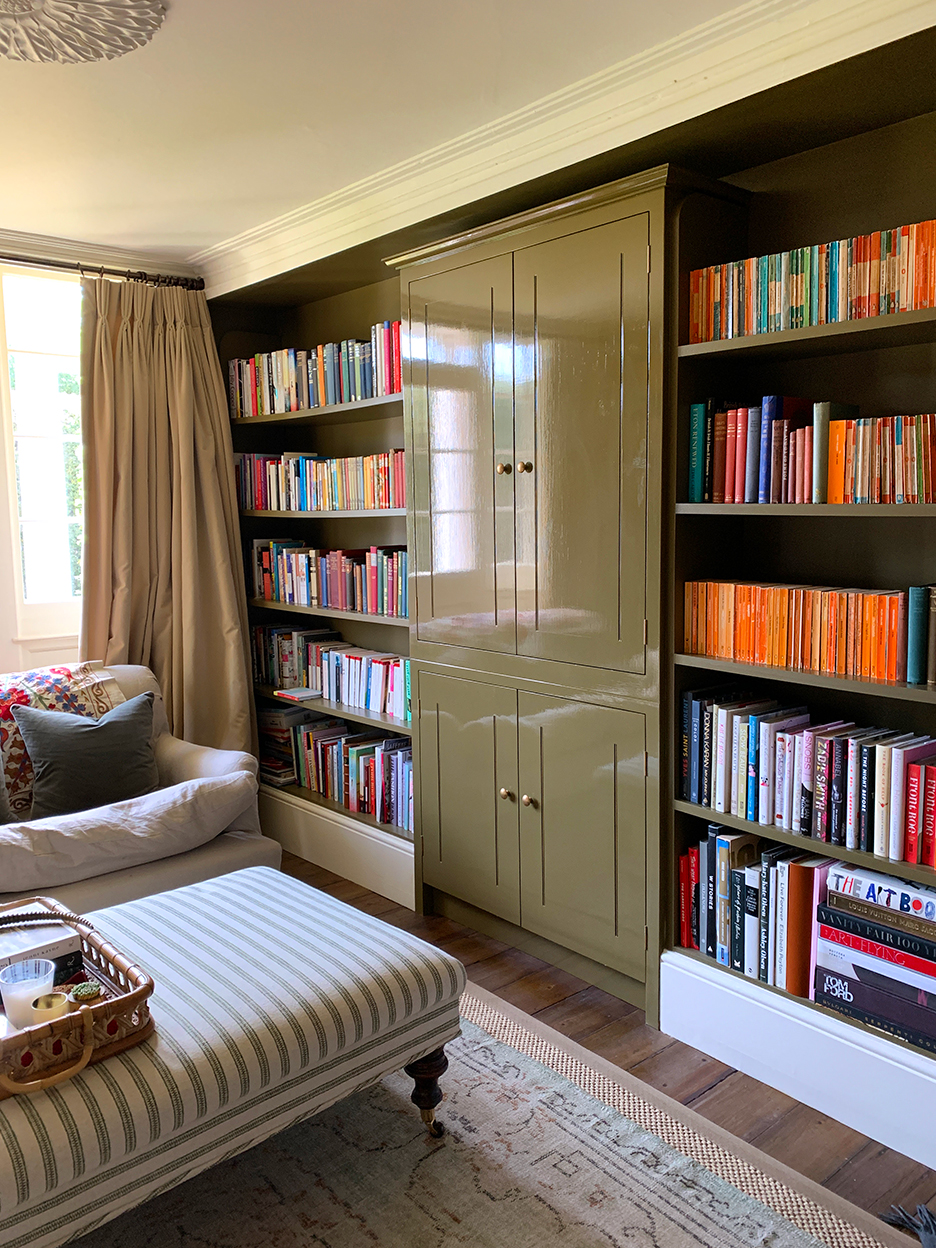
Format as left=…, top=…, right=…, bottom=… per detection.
left=0, top=264, right=82, bottom=670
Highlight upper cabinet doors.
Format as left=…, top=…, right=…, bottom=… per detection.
left=407, top=208, right=650, bottom=673
left=514, top=214, right=650, bottom=672
left=408, top=254, right=516, bottom=653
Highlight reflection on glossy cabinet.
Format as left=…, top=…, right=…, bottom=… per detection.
left=417, top=670, right=520, bottom=923
left=514, top=214, right=650, bottom=672
left=408, top=256, right=515, bottom=653
left=517, top=692, right=647, bottom=981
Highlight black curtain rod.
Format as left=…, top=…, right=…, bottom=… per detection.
left=0, top=251, right=205, bottom=291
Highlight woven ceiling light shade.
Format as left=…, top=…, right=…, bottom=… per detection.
left=0, top=0, right=166, bottom=62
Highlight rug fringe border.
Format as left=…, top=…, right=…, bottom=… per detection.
left=461, top=984, right=903, bottom=1248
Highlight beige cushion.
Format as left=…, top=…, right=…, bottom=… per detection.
left=0, top=771, right=258, bottom=891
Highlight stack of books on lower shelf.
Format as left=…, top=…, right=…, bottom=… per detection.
left=250, top=539, right=408, bottom=618
left=251, top=624, right=411, bottom=722
left=679, top=833, right=936, bottom=1054
left=258, top=706, right=413, bottom=838
left=683, top=579, right=936, bottom=684
left=678, top=684, right=936, bottom=863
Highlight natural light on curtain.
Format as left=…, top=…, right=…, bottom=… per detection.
left=2, top=273, right=82, bottom=603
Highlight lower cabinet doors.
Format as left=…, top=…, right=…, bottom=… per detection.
left=418, top=672, right=647, bottom=981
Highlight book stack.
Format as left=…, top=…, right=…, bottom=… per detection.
left=689, top=397, right=936, bottom=504
left=235, top=450, right=405, bottom=512
left=257, top=708, right=413, bottom=836
left=228, top=320, right=402, bottom=418
left=250, top=539, right=408, bottom=619
left=678, top=825, right=834, bottom=995
left=815, top=865, right=936, bottom=1055
left=688, top=218, right=936, bottom=343
left=678, top=685, right=936, bottom=862
left=683, top=580, right=936, bottom=685
left=250, top=624, right=411, bottom=722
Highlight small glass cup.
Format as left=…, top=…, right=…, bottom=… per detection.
left=0, top=959, right=56, bottom=1030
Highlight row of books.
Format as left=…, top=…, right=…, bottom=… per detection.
left=679, top=836, right=936, bottom=1055
left=688, top=218, right=936, bottom=343
left=689, top=397, right=936, bottom=505
left=258, top=706, right=412, bottom=836
left=250, top=624, right=411, bottom=722
left=235, top=450, right=406, bottom=513
left=678, top=684, right=936, bottom=862
left=227, top=321, right=402, bottom=419
left=683, top=580, right=936, bottom=685
left=250, top=539, right=408, bottom=619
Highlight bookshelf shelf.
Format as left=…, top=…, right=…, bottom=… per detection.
left=248, top=598, right=409, bottom=628
left=242, top=508, right=406, bottom=519
left=258, top=781, right=413, bottom=843
left=254, top=683, right=413, bottom=734
left=672, top=798, right=936, bottom=888
left=675, top=503, right=936, bottom=517
left=673, top=653, right=936, bottom=705
left=677, top=307, right=936, bottom=361
left=232, top=393, right=403, bottom=428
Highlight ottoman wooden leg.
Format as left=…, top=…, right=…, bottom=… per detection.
left=404, top=1046, right=448, bottom=1138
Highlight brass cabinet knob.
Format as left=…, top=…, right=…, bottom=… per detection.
left=516, top=461, right=533, bottom=474
left=499, top=787, right=512, bottom=800
left=521, top=794, right=536, bottom=807
left=496, top=462, right=512, bottom=475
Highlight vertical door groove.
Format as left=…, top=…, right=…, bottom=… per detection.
left=434, top=703, right=442, bottom=858
left=618, top=250, right=625, bottom=642
left=532, top=273, right=539, bottom=630
left=539, top=724, right=545, bottom=906
left=424, top=304, right=435, bottom=620
left=490, top=286, right=497, bottom=627
left=492, top=714, right=500, bottom=885
left=613, top=741, right=620, bottom=936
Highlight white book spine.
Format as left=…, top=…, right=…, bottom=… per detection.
left=775, top=859, right=791, bottom=992
left=743, top=865, right=760, bottom=978
left=873, top=744, right=892, bottom=857
left=774, top=733, right=788, bottom=828
left=791, top=732, right=804, bottom=834
left=730, top=715, right=742, bottom=817
left=782, top=733, right=798, bottom=830
left=737, top=722, right=749, bottom=819
left=714, top=708, right=729, bottom=813
left=767, top=864, right=779, bottom=986
left=758, top=720, right=773, bottom=825
left=888, top=747, right=907, bottom=863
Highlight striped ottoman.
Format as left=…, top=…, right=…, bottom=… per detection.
left=0, top=866, right=466, bottom=1248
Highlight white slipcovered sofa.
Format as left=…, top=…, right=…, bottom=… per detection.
left=0, top=664, right=281, bottom=912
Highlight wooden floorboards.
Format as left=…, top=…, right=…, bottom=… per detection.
left=280, top=851, right=935, bottom=1226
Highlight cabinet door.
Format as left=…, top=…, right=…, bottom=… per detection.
left=514, top=214, right=650, bottom=671
left=408, top=256, right=516, bottom=652
left=517, top=692, right=646, bottom=980
left=418, top=671, right=520, bottom=923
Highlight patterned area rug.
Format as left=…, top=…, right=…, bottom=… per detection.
left=73, top=987, right=892, bottom=1248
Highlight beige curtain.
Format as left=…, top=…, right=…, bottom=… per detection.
left=79, top=278, right=254, bottom=754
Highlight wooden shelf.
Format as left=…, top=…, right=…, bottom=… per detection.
left=248, top=598, right=409, bottom=628
left=677, top=307, right=936, bottom=361
left=675, top=503, right=936, bottom=517
left=242, top=509, right=405, bottom=519
left=232, top=394, right=403, bottom=427
left=259, top=781, right=413, bottom=843
left=674, top=653, right=936, bottom=704
left=669, top=946, right=936, bottom=1062
left=673, top=798, right=936, bottom=887
left=254, top=684, right=412, bottom=734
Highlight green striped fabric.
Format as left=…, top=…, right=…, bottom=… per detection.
left=0, top=867, right=465, bottom=1248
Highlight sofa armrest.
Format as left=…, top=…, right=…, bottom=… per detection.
left=154, top=735, right=260, bottom=834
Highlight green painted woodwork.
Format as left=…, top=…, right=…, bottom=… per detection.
left=517, top=692, right=647, bottom=981
left=417, top=669, right=520, bottom=923
left=513, top=213, right=650, bottom=672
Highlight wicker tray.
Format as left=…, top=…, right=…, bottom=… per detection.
left=0, top=896, right=155, bottom=1097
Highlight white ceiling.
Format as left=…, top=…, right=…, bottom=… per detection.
left=0, top=0, right=740, bottom=264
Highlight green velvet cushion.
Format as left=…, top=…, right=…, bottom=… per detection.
left=10, top=692, right=160, bottom=820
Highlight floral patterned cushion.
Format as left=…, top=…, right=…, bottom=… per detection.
left=0, top=661, right=124, bottom=821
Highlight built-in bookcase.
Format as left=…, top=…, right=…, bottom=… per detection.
left=668, top=128, right=936, bottom=1062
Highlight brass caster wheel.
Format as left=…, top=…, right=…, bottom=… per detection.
left=428, top=1118, right=445, bottom=1139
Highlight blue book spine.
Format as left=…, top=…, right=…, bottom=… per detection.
left=689, top=403, right=706, bottom=502
left=907, top=586, right=930, bottom=684
left=895, top=417, right=905, bottom=504
left=324, top=345, right=335, bottom=406
left=758, top=255, right=768, bottom=333
left=757, top=397, right=776, bottom=503
left=829, top=243, right=838, bottom=323
left=810, top=245, right=820, bottom=325
left=746, top=714, right=760, bottom=822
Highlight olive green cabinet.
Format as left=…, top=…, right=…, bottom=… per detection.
left=408, top=209, right=650, bottom=673
left=418, top=670, right=647, bottom=981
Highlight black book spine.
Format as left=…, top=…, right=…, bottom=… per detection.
left=829, top=736, right=848, bottom=847
left=729, top=868, right=744, bottom=972
left=680, top=692, right=692, bottom=800
left=858, top=741, right=875, bottom=853
left=703, top=397, right=716, bottom=502
left=758, top=856, right=771, bottom=982
left=700, top=707, right=714, bottom=807
left=815, top=977, right=936, bottom=1055
left=817, top=903, right=936, bottom=964
left=706, top=828, right=718, bottom=958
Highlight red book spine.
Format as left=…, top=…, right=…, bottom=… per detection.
left=392, top=320, right=402, bottom=393
left=724, top=409, right=737, bottom=503
left=923, top=766, right=936, bottom=868
left=689, top=270, right=701, bottom=343
left=679, top=854, right=690, bottom=947
left=688, top=845, right=700, bottom=949
left=906, top=763, right=924, bottom=863
left=712, top=409, right=728, bottom=503
left=369, top=546, right=379, bottom=617
left=733, top=408, right=748, bottom=503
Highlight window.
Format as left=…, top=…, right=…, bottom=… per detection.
left=0, top=267, right=82, bottom=650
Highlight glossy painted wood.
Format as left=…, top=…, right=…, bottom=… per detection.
left=513, top=213, right=650, bottom=672
left=517, top=692, right=647, bottom=981
left=417, top=670, right=520, bottom=923
left=408, top=255, right=515, bottom=652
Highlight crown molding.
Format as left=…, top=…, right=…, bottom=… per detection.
left=0, top=228, right=197, bottom=278
left=193, top=0, right=936, bottom=299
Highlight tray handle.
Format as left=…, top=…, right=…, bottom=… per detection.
left=0, top=1007, right=94, bottom=1095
